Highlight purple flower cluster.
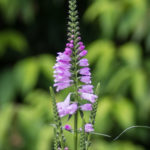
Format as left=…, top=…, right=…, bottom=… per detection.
left=53, top=40, right=73, bottom=92
left=53, top=36, right=97, bottom=117
left=77, top=39, right=97, bottom=108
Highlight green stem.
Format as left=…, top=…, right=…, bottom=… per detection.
left=67, top=0, right=80, bottom=149
left=74, top=110, right=78, bottom=150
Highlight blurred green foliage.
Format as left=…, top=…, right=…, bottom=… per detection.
left=0, top=0, right=150, bottom=150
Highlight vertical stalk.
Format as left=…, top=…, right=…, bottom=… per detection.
left=68, top=0, right=80, bottom=149
left=74, top=110, right=78, bottom=150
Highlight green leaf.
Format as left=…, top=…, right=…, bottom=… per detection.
left=106, top=67, right=131, bottom=94
left=113, top=97, right=135, bottom=128
left=0, top=69, right=16, bottom=104
left=14, top=57, right=39, bottom=95
left=0, top=30, right=28, bottom=57
left=131, top=69, right=148, bottom=102
left=38, top=54, right=55, bottom=81
left=87, top=40, right=115, bottom=81
left=119, top=43, right=142, bottom=68
left=0, top=104, right=13, bottom=149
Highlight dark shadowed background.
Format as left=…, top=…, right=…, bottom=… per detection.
left=0, top=0, right=150, bottom=150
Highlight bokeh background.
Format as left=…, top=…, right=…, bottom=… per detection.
left=0, top=0, right=150, bottom=150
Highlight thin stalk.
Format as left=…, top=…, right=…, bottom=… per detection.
left=74, top=110, right=78, bottom=150
left=67, top=0, right=80, bottom=149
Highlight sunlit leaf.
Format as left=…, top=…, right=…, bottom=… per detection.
left=0, top=104, right=13, bottom=149
left=14, top=58, right=39, bottom=95
left=131, top=69, right=148, bottom=102
left=0, top=30, right=28, bottom=57
left=113, top=97, right=135, bottom=128
left=0, top=69, right=16, bottom=104
left=38, top=54, right=55, bottom=82
left=119, top=43, right=142, bottom=68
left=95, top=96, right=113, bottom=132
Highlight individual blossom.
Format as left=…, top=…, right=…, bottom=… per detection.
left=79, top=67, right=91, bottom=76
left=57, top=93, right=78, bottom=117
left=80, top=93, right=97, bottom=103
left=85, top=123, right=94, bottom=133
left=64, top=147, right=69, bottom=150
left=79, top=58, right=89, bottom=66
left=54, top=81, right=72, bottom=92
left=78, top=85, right=94, bottom=94
left=64, top=124, right=72, bottom=131
left=79, top=50, right=87, bottom=57
left=80, top=76, right=91, bottom=84
left=80, top=104, right=92, bottom=111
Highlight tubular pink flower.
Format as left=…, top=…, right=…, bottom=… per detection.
left=80, top=76, right=91, bottom=84
left=53, top=62, right=71, bottom=69
left=64, top=48, right=72, bottom=55
left=80, top=93, right=97, bottom=103
left=67, top=103, right=78, bottom=115
left=79, top=50, right=87, bottom=57
left=57, top=93, right=78, bottom=117
left=80, top=104, right=92, bottom=111
left=79, top=45, right=85, bottom=50
left=64, top=124, right=72, bottom=131
left=79, top=67, right=91, bottom=76
left=56, top=52, right=71, bottom=62
left=85, top=123, right=94, bottom=132
left=78, top=85, right=93, bottom=93
left=54, top=82, right=71, bottom=92
left=69, top=43, right=74, bottom=48
left=79, top=58, right=89, bottom=66
left=78, top=37, right=81, bottom=40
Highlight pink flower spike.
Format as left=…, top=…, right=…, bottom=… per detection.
left=85, top=123, right=94, bottom=132
left=64, top=124, right=72, bottom=131
left=80, top=104, right=92, bottom=111
left=80, top=93, right=97, bottom=103
left=79, top=58, right=89, bottom=66
left=79, top=50, right=87, bottom=57
left=64, top=147, right=69, bottom=150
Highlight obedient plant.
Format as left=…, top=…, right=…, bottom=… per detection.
left=50, top=0, right=100, bottom=149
